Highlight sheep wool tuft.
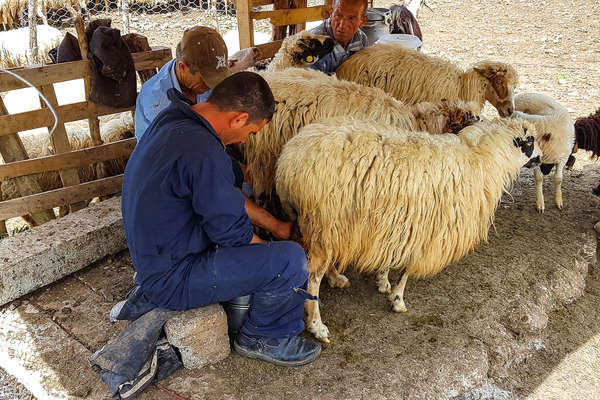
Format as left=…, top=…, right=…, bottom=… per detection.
left=275, top=117, right=538, bottom=341
left=336, top=43, right=518, bottom=117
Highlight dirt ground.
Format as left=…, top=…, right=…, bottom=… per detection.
left=2, top=0, right=600, bottom=399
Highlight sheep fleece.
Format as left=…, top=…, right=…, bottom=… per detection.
left=275, top=118, right=532, bottom=278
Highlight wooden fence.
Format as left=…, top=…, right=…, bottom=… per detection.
left=0, top=46, right=172, bottom=233
left=235, top=0, right=333, bottom=49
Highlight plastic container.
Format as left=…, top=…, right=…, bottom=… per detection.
left=375, top=33, right=423, bottom=50
left=362, top=8, right=392, bottom=45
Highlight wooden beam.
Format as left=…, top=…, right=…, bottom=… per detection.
left=38, top=84, right=86, bottom=212
left=255, top=41, right=283, bottom=60
left=0, top=175, right=124, bottom=221
left=0, top=48, right=172, bottom=93
left=251, top=5, right=329, bottom=26
left=252, top=0, right=274, bottom=6
left=131, top=47, right=172, bottom=70
left=0, top=97, right=55, bottom=225
left=237, top=0, right=255, bottom=49
left=0, top=61, right=90, bottom=92
left=0, top=102, right=135, bottom=138
left=0, top=139, right=136, bottom=180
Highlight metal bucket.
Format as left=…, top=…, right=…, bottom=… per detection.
left=362, top=8, right=392, bottom=45
left=221, top=295, right=251, bottom=341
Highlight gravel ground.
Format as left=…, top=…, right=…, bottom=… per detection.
left=0, top=368, right=33, bottom=400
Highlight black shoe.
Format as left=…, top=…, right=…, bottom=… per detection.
left=233, top=333, right=321, bottom=367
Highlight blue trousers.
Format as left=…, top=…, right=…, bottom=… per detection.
left=144, top=241, right=309, bottom=339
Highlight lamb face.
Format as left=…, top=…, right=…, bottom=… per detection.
left=513, top=131, right=541, bottom=167
left=473, top=62, right=518, bottom=117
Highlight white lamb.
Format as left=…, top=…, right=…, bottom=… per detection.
left=512, top=93, right=575, bottom=212
left=275, top=117, right=539, bottom=342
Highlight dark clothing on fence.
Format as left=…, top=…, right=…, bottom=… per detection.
left=121, top=88, right=308, bottom=339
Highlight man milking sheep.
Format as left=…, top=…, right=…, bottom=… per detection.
left=120, top=72, right=321, bottom=366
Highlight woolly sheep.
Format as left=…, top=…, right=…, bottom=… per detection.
left=266, top=30, right=335, bottom=71
left=247, top=67, right=480, bottom=203
left=335, top=43, right=519, bottom=117
left=0, top=0, right=85, bottom=30
left=512, top=93, right=574, bottom=212
left=275, top=117, right=539, bottom=342
left=573, top=107, right=600, bottom=158
left=0, top=25, right=63, bottom=68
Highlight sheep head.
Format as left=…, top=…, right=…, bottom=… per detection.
left=472, top=61, right=519, bottom=118
left=411, top=100, right=481, bottom=134
left=287, top=31, right=335, bottom=67
left=508, top=119, right=541, bottom=167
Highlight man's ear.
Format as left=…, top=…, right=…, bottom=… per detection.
left=360, top=14, right=368, bottom=28
left=230, top=112, right=249, bottom=129
left=177, top=60, right=188, bottom=73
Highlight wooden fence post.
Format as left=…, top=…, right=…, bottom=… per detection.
left=28, top=0, right=38, bottom=61
left=237, top=0, right=255, bottom=49
left=0, top=98, right=55, bottom=226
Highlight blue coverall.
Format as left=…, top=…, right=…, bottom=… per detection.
left=122, top=88, right=308, bottom=339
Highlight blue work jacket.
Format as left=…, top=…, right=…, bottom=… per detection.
left=122, top=88, right=253, bottom=307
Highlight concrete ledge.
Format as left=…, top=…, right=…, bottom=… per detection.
left=164, top=304, right=230, bottom=369
left=0, top=196, right=127, bottom=306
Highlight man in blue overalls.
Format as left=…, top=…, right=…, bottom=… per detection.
left=121, top=71, right=321, bottom=366
left=309, top=0, right=369, bottom=74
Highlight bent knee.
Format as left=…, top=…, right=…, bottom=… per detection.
left=270, top=241, right=308, bottom=280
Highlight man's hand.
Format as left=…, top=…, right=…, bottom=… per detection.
left=273, top=220, right=293, bottom=240
left=229, top=47, right=261, bottom=73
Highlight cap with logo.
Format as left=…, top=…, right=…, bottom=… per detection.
left=180, top=26, right=232, bottom=88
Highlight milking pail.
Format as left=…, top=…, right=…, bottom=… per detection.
left=221, top=295, right=251, bottom=342
left=362, top=8, right=393, bottom=45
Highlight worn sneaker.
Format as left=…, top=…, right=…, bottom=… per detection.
left=233, top=333, right=321, bottom=367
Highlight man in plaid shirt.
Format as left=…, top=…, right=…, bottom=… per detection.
left=309, top=0, right=369, bottom=74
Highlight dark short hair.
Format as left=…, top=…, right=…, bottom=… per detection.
left=207, top=71, right=275, bottom=123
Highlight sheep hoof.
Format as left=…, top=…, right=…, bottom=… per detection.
left=537, top=205, right=545, bottom=213
left=392, top=303, right=408, bottom=313
left=377, top=281, right=391, bottom=294
left=556, top=202, right=563, bottom=210
left=327, top=273, right=350, bottom=288
left=307, top=320, right=331, bottom=343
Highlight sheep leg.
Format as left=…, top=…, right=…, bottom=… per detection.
left=534, top=166, right=545, bottom=213
left=388, top=269, right=409, bottom=313
left=554, top=160, right=566, bottom=210
left=376, top=269, right=391, bottom=294
left=305, top=259, right=330, bottom=343
left=325, top=267, right=350, bottom=288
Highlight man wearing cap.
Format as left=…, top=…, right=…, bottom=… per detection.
left=122, top=72, right=321, bottom=367
left=134, top=26, right=258, bottom=140
left=309, top=0, right=369, bottom=74
left=134, top=26, right=294, bottom=241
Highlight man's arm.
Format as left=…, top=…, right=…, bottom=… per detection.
left=241, top=191, right=292, bottom=240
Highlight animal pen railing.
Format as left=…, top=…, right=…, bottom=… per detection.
left=0, top=35, right=171, bottom=235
